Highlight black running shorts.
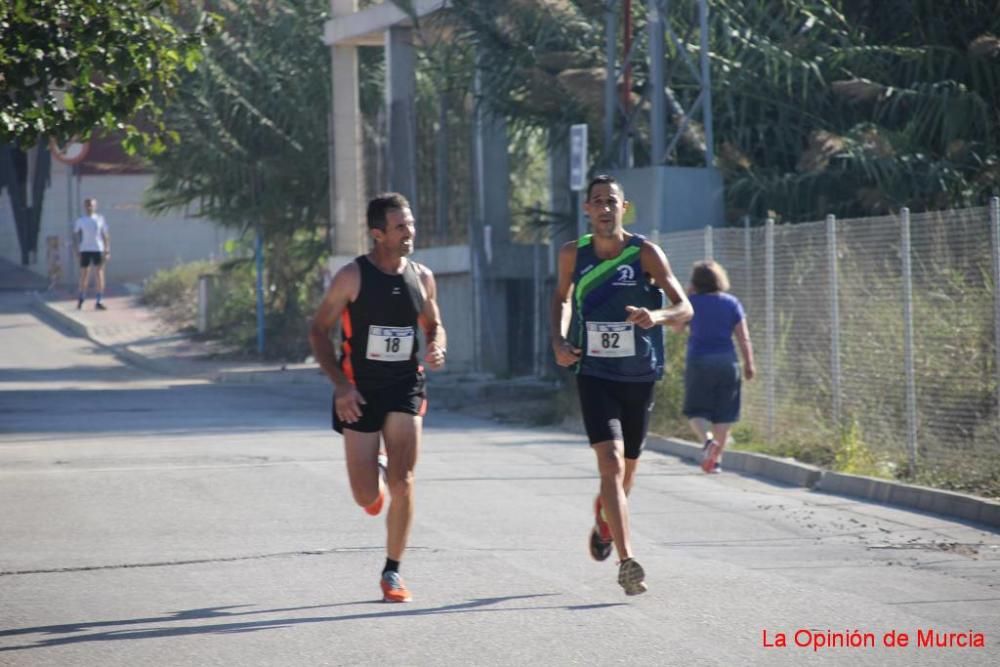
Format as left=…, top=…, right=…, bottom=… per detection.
left=576, top=374, right=656, bottom=460
left=332, top=372, right=427, bottom=434
left=80, top=251, right=103, bottom=267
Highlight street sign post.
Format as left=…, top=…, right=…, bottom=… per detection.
left=570, top=124, right=588, bottom=235
left=569, top=124, right=588, bottom=191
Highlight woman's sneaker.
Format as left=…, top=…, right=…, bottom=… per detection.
left=617, top=558, right=647, bottom=596
left=701, top=439, right=721, bottom=473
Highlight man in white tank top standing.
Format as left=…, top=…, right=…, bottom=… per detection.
left=73, top=197, right=111, bottom=310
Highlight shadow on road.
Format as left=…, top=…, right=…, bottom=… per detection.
left=0, top=594, right=618, bottom=651
left=0, top=383, right=329, bottom=435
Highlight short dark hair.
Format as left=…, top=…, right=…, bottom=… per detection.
left=366, top=193, right=410, bottom=231
left=586, top=174, right=622, bottom=200
left=690, top=260, right=731, bottom=294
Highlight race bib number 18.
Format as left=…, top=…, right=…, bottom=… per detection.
left=366, top=325, right=415, bottom=361
left=586, top=322, right=635, bottom=358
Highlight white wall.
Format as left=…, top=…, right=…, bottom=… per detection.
left=411, top=245, right=474, bottom=373
left=0, top=159, right=237, bottom=287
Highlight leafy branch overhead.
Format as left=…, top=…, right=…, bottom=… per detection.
left=446, top=0, right=1000, bottom=221
left=144, top=0, right=332, bottom=357
left=0, top=0, right=219, bottom=149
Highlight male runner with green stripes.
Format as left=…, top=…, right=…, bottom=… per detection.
left=551, top=174, right=692, bottom=595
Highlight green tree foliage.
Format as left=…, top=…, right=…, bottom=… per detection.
left=0, top=0, right=217, bottom=148
left=717, top=0, right=1000, bottom=220
left=145, top=0, right=332, bottom=358
left=446, top=0, right=1000, bottom=222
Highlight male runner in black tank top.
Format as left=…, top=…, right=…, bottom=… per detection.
left=309, top=193, right=447, bottom=603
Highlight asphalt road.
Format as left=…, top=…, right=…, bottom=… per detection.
left=1, top=292, right=998, bottom=666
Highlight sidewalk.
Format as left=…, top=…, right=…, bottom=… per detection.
left=0, top=257, right=48, bottom=292
left=33, top=286, right=327, bottom=384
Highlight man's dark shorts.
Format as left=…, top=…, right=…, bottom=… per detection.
left=576, top=374, right=656, bottom=460
left=332, top=372, right=427, bottom=434
left=80, top=251, right=103, bottom=268
left=683, top=352, right=741, bottom=424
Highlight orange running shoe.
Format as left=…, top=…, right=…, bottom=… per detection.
left=380, top=571, right=412, bottom=603
left=363, top=453, right=388, bottom=516
left=594, top=495, right=612, bottom=542
left=363, top=491, right=384, bottom=516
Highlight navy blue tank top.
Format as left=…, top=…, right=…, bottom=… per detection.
left=568, top=234, right=665, bottom=382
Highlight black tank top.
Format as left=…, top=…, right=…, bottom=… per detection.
left=340, top=255, right=425, bottom=387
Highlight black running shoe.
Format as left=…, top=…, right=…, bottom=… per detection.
left=589, top=526, right=613, bottom=561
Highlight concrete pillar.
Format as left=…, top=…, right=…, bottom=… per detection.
left=548, top=125, right=576, bottom=257
left=329, top=0, right=365, bottom=260
left=471, top=57, right=514, bottom=376
left=648, top=0, right=665, bottom=165
left=476, top=109, right=511, bottom=246
left=385, top=26, right=418, bottom=209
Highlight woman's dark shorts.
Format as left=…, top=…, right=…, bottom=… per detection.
left=576, top=374, right=656, bottom=460
left=332, top=372, right=427, bottom=434
left=683, top=352, right=741, bottom=424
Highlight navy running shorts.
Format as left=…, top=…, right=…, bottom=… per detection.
left=683, top=352, right=741, bottom=424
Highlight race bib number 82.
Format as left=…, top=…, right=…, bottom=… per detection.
left=586, top=322, right=635, bottom=357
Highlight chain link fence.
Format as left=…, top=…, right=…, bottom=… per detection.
left=658, top=200, right=1000, bottom=494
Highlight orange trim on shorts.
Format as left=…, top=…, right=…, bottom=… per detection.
left=417, top=364, right=427, bottom=415
left=340, top=308, right=356, bottom=384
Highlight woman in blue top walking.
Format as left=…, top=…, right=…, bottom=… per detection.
left=675, top=261, right=756, bottom=473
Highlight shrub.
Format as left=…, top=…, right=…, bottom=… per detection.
left=141, top=260, right=217, bottom=326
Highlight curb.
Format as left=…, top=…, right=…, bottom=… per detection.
left=31, top=294, right=89, bottom=338
left=215, top=367, right=327, bottom=385
left=646, top=435, right=823, bottom=488
left=31, top=295, right=201, bottom=378
left=815, top=472, right=1000, bottom=529
left=645, top=433, right=999, bottom=529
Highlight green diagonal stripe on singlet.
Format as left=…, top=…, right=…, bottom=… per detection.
left=575, top=245, right=641, bottom=307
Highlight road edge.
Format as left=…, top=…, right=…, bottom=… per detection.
left=646, top=435, right=1000, bottom=530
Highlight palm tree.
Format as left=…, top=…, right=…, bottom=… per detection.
left=442, top=0, right=1000, bottom=222
left=146, top=0, right=336, bottom=355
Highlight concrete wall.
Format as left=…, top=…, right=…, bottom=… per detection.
left=609, top=165, right=725, bottom=237
left=410, top=243, right=553, bottom=377
left=0, top=160, right=236, bottom=287
left=411, top=245, right=474, bottom=373
left=428, top=272, right=475, bottom=374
